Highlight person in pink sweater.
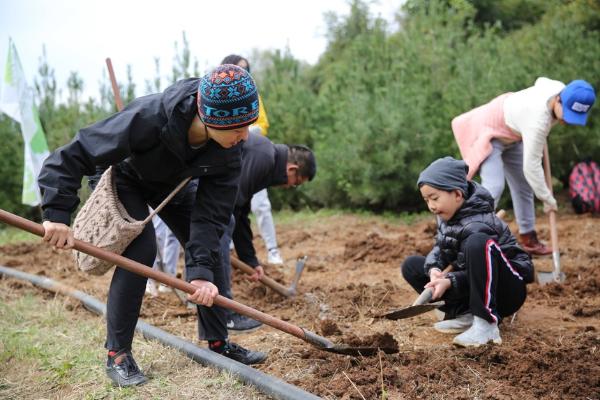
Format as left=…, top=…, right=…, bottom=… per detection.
left=452, top=78, right=595, bottom=256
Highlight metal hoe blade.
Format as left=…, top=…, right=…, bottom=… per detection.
left=537, top=251, right=566, bottom=285
left=288, top=256, right=307, bottom=296
left=377, top=286, right=445, bottom=320
left=379, top=301, right=445, bottom=320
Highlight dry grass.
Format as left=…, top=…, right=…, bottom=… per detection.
left=0, top=279, right=269, bottom=399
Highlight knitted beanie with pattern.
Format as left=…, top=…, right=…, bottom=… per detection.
left=197, top=64, right=259, bottom=130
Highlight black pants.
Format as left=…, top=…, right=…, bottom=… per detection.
left=401, top=233, right=527, bottom=323
left=103, top=173, right=228, bottom=352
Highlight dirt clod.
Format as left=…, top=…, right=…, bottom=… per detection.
left=319, top=318, right=342, bottom=336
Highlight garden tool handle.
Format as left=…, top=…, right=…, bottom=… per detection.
left=105, top=58, right=124, bottom=111
left=542, top=145, right=561, bottom=276
left=230, top=256, right=292, bottom=297
left=0, top=209, right=310, bottom=342
left=412, top=288, right=433, bottom=306
left=418, top=265, right=454, bottom=305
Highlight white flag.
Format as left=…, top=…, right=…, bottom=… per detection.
left=0, top=38, right=50, bottom=206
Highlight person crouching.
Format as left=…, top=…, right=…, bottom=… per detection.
left=401, top=157, right=534, bottom=347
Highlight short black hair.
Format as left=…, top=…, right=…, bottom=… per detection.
left=220, top=54, right=250, bottom=73
left=288, top=145, right=316, bottom=181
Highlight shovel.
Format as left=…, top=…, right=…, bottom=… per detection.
left=377, top=265, right=452, bottom=320
left=377, top=288, right=445, bottom=320
left=0, top=209, right=397, bottom=356
left=537, top=145, right=566, bottom=285
left=230, top=255, right=307, bottom=298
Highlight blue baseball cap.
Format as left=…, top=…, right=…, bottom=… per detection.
left=560, top=80, right=596, bottom=126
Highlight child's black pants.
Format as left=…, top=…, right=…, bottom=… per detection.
left=401, top=233, right=527, bottom=322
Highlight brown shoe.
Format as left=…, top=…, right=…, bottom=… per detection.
left=519, top=230, right=552, bottom=256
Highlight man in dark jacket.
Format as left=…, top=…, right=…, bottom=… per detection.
left=401, top=157, right=533, bottom=347
left=38, top=65, right=267, bottom=387
left=218, top=132, right=316, bottom=331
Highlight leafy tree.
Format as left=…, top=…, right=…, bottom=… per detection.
left=1, top=0, right=598, bottom=215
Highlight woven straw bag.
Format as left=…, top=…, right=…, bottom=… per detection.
left=72, top=166, right=190, bottom=275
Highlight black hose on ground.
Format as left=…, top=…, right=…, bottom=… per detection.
left=0, top=265, right=321, bottom=400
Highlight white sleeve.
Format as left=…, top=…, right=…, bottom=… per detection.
left=521, top=123, right=556, bottom=206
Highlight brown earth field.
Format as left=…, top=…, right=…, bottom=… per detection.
left=1, top=208, right=599, bottom=399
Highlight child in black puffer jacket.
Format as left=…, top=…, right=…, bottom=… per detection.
left=401, top=157, right=534, bottom=347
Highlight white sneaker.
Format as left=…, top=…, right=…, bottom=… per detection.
left=267, top=248, right=283, bottom=265
left=158, top=284, right=171, bottom=293
left=145, top=281, right=158, bottom=297
left=453, top=316, right=502, bottom=347
left=433, top=309, right=445, bottom=321
left=434, top=313, right=473, bottom=333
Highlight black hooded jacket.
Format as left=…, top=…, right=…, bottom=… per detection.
left=424, top=181, right=534, bottom=292
left=38, top=78, right=242, bottom=282
left=231, top=133, right=288, bottom=266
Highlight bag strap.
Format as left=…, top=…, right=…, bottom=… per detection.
left=141, top=177, right=192, bottom=225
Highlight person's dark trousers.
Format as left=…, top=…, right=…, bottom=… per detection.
left=102, top=173, right=229, bottom=351
left=103, top=174, right=157, bottom=352
left=463, top=233, right=527, bottom=323
left=155, top=181, right=229, bottom=342
left=400, top=255, right=470, bottom=319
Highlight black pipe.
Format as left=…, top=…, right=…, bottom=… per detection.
left=0, top=265, right=321, bottom=400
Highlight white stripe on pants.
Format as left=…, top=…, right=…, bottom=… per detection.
left=479, top=140, right=535, bottom=234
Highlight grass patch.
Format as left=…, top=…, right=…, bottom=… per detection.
left=273, top=208, right=431, bottom=227
left=0, top=227, right=38, bottom=246
left=0, top=281, right=268, bottom=399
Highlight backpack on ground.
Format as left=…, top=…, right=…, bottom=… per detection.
left=568, top=159, right=600, bottom=214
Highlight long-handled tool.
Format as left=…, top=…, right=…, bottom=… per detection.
left=0, top=209, right=397, bottom=356
left=537, top=145, right=566, bottom=285
left=230, top=255, right=307, bottom=298
left=105, top=57, right=124, bottom=111
left=288, top=255, right=307, bottom=295
left=377, top=266, right=451, bottom=320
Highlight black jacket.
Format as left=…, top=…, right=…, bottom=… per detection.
left=38, top=78, right=242, bottom=282
left=424, top=182, right=534, bottom=292
left=231, top=133, right=288, bottom=266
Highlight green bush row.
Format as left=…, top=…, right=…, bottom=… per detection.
left=1, top=0, right=598, bottom=217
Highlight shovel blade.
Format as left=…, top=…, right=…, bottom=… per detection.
left=378, top=301, right=445, bottom=320
left=537, top=271, right=566, bottom=285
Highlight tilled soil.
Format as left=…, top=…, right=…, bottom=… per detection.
left=1, top=210, right=599, bottom=399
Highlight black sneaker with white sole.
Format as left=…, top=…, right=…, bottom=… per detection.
left=213, top=342, right=267, bottom=365
left=226, top=312, right=263, bottom=333
left=106, top=349, right=148, bottom=387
